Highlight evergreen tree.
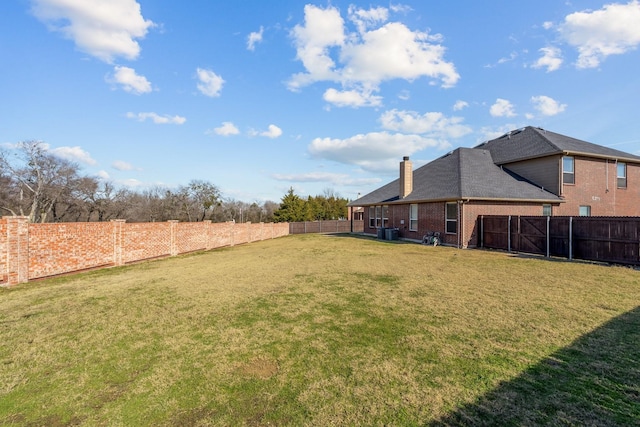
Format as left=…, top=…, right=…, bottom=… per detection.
left=273, top=187, right=305, bottom=222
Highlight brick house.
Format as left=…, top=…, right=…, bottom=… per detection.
left=349, top=126, right=640, bottom=248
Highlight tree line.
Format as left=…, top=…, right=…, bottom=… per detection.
left=1, top=141, right=349, bottom=223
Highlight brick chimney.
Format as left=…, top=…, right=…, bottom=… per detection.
left=399, top=156, right=413, bottom=199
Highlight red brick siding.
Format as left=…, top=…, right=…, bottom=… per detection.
left=364, top=201, right=552, bottom=248
left=0, top=217, right=289, bottom=286
left=175, top=222, right=209, bottom=254
left=28, top=222, right=115, bottom=279
left=122, top=222, right=172, bottom=263
left=558, top=157, right=640, bottom=216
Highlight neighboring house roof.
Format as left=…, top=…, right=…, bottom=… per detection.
left=477, top=126, right=640, bottom=164
left=353, top=147, right=561, bottom=206
left=351, top=126, right=638, bottom=207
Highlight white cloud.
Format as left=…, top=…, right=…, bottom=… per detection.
left=196, top=68, right=224, bottom=97
left=120, top=178, right=143, bottom=187
left=379, top=109, right=472, bottom=139
left=531, top=95, right=567, bottom=116
left=559, top=1, right=640, bottom=68
left=260, top=124, right=283, bottom=139
left=96, top=170, right=110, bottom=180
left=112, top=160, right=135, bottom=171
left=109, top=65, right=152, bottom=94
left=542, top=21, right=554, bottom=30
left=50, top=146, right=96, bottom=165
left=212, top=122, right=240, bottom=136
left=308, top=131, right=451, bottom=171
left=288, top=5, right=458, bottom=107
left=30, top=0, right=154, bottom=63
left=490, top=98, right=516, bottom=117
left=289, top=4, right=345, bottom=90
left=532, top=46, right=563, bottom=72
left=348, top=5, right=389, bottom=33
left=271, top=171, right=381, bottom=186
left=126, top=112, right=186, bottom=124
left=477, top=124, right=518, bottom=144
left=397, top=90, right=410, bottom=100
left=247, top=26, right=264, bottom=51
left=453, top=100, right=469, bottom=111
left=323, top=87, right=382, bottom=107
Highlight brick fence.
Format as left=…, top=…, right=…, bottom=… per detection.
left=0, top=217, right=289, bottom=286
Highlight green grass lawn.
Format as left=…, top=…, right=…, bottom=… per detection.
left=1, top=234, right=639, bottom=426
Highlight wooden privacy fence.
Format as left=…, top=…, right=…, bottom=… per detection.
left=289, top=220, right=364, bottom=234
left=480, top=215, right=640, bottom=266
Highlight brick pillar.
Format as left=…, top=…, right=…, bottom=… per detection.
left=168, top=220, right=179, bottom=256
left=111, top=219, right=126, bottom=266
left=203, top=220, right=212, bottom=250
left=5, top=216, right=29, bottom=286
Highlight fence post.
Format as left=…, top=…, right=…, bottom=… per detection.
left=569, top=217, right=573, bottom=261
left=508, top=215, right=511, bottom=252
left=546, top=215, right=550, bottom=258
left=5, top=216, right=29, bottom=286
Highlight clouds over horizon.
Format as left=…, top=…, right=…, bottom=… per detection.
left=50, top=146, right=97, bottom=165
left=288, top=4, right=459, bottom=108
left=307, top=108, right=471, bottom=172
left=126, top=112, right=186, bottom=124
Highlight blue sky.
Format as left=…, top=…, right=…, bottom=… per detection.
left=2, top=1, right=640, bottom=203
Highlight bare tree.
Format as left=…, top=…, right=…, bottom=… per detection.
left=0, top=141, right=84, bottom=222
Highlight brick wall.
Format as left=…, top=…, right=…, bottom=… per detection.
left=0, top=219, right=6, bottom=283
left=558, top=157, right=640, bottom=216
left=0, top=217, right=289, bottom=286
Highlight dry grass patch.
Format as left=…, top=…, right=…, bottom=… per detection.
left=1, top=233, right=639, bottom=426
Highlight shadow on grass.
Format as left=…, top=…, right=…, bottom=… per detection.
left=431, top=306, right=640, bottom=427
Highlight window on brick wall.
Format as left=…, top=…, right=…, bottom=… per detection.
left=579, top=205, right=591, bottom=216
left=369, top=206, right=375, bottom=228
left=542, top=204, right=552, bottom=216
left=446, top=202, right=457, bottom=234
left=409, top=204, right=418, bottom=231
left=382, top=205, right=389, bottom=227
left=375, top=206, right=381, bottom=228
left=563, top=156, right=574, bottom=184
left=617, top=162, right=627, bottom=188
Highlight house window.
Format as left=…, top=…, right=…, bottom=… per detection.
left=409, top=204, right=418, bottom=231
left=563, top=156, right=575, bottom=184
left=368, top=206, right=375, bottom=228
left=445, top=202, right=457, bottom=234
left=375, top=206, right=381, bottom=228
left=579, top=205, right=591, bottom=216
left=617, top=162, right=627, bottom=188
left=542, top=204, right=552, bottom=216
left=382, top=205, right=389, bottom=227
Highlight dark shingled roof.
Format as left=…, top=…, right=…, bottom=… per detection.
left=351, top=126, right=639, bottom=207
left=477, top=126, right=640, bottom=164
left=353, top=147, right=560, bottom=206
